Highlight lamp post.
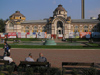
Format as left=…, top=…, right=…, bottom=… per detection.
left=81, top=0, right=85, bottom=19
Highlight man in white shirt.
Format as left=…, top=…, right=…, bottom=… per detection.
left=3, top=53, right=13, bottom=63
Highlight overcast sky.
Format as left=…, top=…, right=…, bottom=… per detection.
left=0, top=0, right=100, bottom=20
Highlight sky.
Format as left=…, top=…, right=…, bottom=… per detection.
left=0, top=0, right=100, bottom=20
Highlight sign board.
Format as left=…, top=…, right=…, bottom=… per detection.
left=37, top=32, right=47, bottom=38
left=69, top=32, right=74, bottom=38
left=74, top=32, right=79, bottom=38
left=8, top=32, right=16, bottom=38
left=17, top=32, right=21, bottom=38
left=21, top=32, right=26, bottom=38
left=80, top=32, right=91, bottom=38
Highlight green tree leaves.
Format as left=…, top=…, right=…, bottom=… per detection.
left=0, top=19, right=7, bottom=32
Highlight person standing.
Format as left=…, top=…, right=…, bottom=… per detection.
left=37, top=53, right=47, bottom=62
left=1, top=41, right=11, bottom=56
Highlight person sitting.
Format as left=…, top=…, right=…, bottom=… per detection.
left=3, top=53, right=17, bottom=71
left=25, top=53, right=34, bottom=62
left=37, top=53, right=47, bottom=62
left=3, top=52, right=13, bottom=63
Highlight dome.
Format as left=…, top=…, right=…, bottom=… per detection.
left=9, top=11, right=25, bottom=20
left=55, top=4, right=66, bottom=11
left=10, top=11, right=25, bottom=17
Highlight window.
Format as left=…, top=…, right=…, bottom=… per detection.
left=34, top=30, right=37, bottom=32
left=42, top=26, right=45, bottom=32
left=9, top=23, right=13, bottom=27
left=74, top=26, right=78, bottom=29
left=25, top=26, right=29, bottom=30
left=34, top=26, right=37, bottom=30
left=84, top=26, right=88, bottom=28
left=57, top=21, right=63, bottom=28
left=33, top=26, right=38, bottom=32
left=25, top=26, right=29, bottom=32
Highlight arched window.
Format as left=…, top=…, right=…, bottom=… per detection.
left=25, top=26, right=29, bottom=32
left=34, top=26, right=37, bottom=30
left=57, top=21, right=63, bottom=28
left=84, top=26, right=88, bottom=28
left=74, top=26, right=78, bottom=29
left=25, top=27, right=29, bottom=30
left=33, top=26, right=38, bottom=32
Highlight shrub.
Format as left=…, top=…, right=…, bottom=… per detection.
left=47, top=67, right=61, bottom=75
left=71, top=69, right=78, bottom=75
left=6, top=65, right=15, bottom=75
left=24, top=67, right=34, bottom=75
left=0, top=66, right=4, bottom=75
left=81, top=68, right=97, bottom=75
left=17, top=67, right=61, bottom=75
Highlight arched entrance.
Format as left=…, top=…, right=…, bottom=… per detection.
left=57, top=21, right=63, bottom=39
left=57, top=21, right=63, bottom=34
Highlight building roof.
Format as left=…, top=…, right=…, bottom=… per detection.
left=21, top=20, right=48, bottom=24
left=71, top=19, right=100, bottom=23
left=55, top=4, right=66, bottom=11
left=10, top=11, right=25, bottom=17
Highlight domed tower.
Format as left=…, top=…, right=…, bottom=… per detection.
left=9, top=11, right=25, bottom=21
left=53, top=4, right=67, bottom=19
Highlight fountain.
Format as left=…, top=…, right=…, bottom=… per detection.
left=43, top=38, right=56, bottom=45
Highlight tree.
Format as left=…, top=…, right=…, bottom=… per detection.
left=0, top=19, right=7, bottom=32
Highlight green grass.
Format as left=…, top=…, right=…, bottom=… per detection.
left=0, top=44, right=100, bottom=49
left=87, top=43, right=99, bottom=46
left=4, top=38, right=100, bottom=42
left=6, top=38, right=46, bottom=41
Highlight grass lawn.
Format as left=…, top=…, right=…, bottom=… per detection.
left=0, top=44, right=100, bottom=49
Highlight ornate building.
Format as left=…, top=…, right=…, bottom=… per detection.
left=6, top=4, right=100, bottom=39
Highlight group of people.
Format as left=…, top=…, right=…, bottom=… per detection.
left=0, top=41, right=47, bottom=71
left=3, top=52, right=47, bottom=64
left=25, top=53, right=47, bottom=62
left=1, top=41, right=47, bottom=63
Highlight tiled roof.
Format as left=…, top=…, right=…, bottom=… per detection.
left=22, top=20, right=48, bottom=24
left=71, top=19, right=100, bottom=23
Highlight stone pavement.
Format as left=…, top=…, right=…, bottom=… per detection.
left=0, top=48, right=100, bottom=68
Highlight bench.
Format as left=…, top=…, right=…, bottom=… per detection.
left=62, top=62, right=94, bottom=75
left=0, top=60, right=9, bottom=66
left=19, top=61, right=51, bottom=68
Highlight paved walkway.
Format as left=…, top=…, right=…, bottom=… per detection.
left=0, top=49, right=100, bottom=68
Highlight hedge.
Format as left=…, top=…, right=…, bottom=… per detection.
left=0, top=44, right=100, bottom=49
left=5, top=38, right=100, bottom=42
left=5, top=38, right=46, bottom=41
